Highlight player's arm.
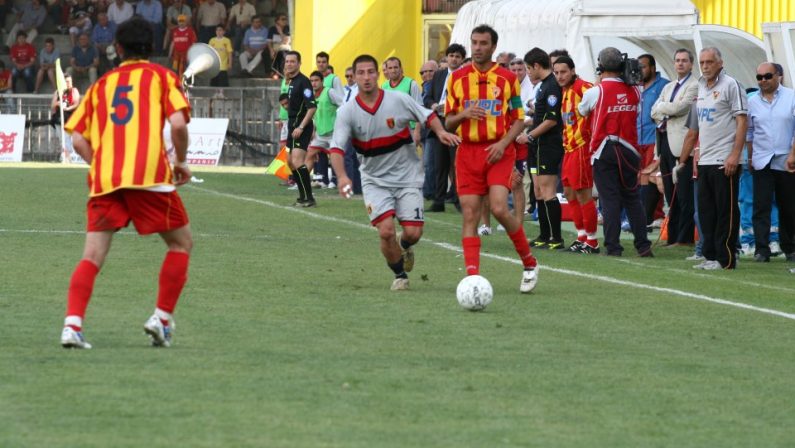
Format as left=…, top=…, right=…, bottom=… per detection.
left=328, top=108, right=353, bottom=197
left=71, top=132, right=93, bottom=164
left=169, top=109, right=191, bottom=185
left=327, top=75, right=345, bottom=106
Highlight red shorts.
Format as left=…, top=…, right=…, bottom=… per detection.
left=456, top=141, right=515, bottom=196
left=87, top=189, right=189, bottom=235
left=513, top=141, right=527, bottom=161
left=561, top=147, right=593, bottom=190
left=638, top=143, right=655, bottom=169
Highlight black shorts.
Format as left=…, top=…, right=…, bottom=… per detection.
left=287, top=123, right=313, bottom=151
left=529, top=144, right=563, bottom=176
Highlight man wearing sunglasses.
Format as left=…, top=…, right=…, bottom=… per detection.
left=681, top=47, right=748, bottom=270
left=745, top=62, right=795, bottom=264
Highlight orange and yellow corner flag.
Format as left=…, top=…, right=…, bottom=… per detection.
left=266, top=147, right=291, bottom=180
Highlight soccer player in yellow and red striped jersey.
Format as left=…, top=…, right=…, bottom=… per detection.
left=60, top=17, right=193, bottom=349
left=554, top=56, right=600, bottom=253
left=444, top=24, right=538, bottom=293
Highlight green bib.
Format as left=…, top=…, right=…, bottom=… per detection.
left=279, top=79, right=288, bottom=121
left=314, top=86, right=337, bottom=136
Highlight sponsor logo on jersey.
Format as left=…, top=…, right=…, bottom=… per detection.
left=464, top=99, right=503, bottom=116
left=547, top=95, right=558, bottom=107
left=607, top=104, right=638, bottom=113
left=386, top=118, right=395, bottom=129
left=698, top=107, right=716, bottom=122
left=617, top=93, right=628, bottom=105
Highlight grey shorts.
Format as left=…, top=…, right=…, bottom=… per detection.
left=363, top=184, right=424, bottom=226
left=309, top=133, right=333, bottom=152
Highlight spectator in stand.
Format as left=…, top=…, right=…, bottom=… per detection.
left=67, top=33, right=99, bottom=84
left=239, top=15, right=269, bottom=77
left=35, top=37, right=60, bottom=93
left=67, top=0, right=95, bottom=47
left=268, top=13, right=290, bottom=77
left=6, top=0, right=47, bottom=49
left=92, top=12, right=116, bottom=73
left=10, top=32, right=37, bottom=93
left=208, top=25, right=232, bottom=87
left=169, top=15, right=197, bottom=78
left=196, top=0, right=227, bottom=44
left=227, top=0, right=257, bottom=52
left=107, top=0, right=134, bottom=26
left=164, top=0, right=192, bottom=53
left=0, top=61, right=12, bottom=112
left=137, top=0, right=164, bottom=56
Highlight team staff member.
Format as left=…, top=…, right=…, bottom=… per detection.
left=578, top=47, right=653, bottom=258
left=445, top=24, right=538, bottom=293
left=681, top=47, right=747, bottom=270
left=524, top=47, right=564, bottom=249
left=425, top=44, right=466, bottom=213
left=284, top=50, right=318, bottom=207
left=650, top=48, right=699, bottom=246
left=382, top=56, right=423, bottom=144
left=60, top=17, right=193, bottom=349
left=312, top=51, right=344, bottom=187
left=746, top=62, right=795, bottom=263
left=329, top=54, right=460, bottom=291
left=553, top=56, right=599, bottom=253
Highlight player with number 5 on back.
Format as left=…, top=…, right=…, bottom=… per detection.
left=328, top=54, right=461, bottom=291
left=60, top=17, right=193, bottom=349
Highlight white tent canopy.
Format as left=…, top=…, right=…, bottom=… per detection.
left=450, top=0, right=766, bottom=88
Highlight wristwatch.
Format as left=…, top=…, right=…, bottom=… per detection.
left=527, top=134, right=537, bottom=144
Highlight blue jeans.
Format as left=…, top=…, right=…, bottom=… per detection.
left=12, top=66, right=34, bottom=92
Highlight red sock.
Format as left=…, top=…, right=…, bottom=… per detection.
left=569, top=200, right=584, bottom=239
left=156, top=251, right=190, bottom=314
left=65, top=259, right=100, bottom=327
left=581, top=199, right=599, bottom=246
left=462, top=236, right=481, bottom=275
left=508, top=227, right=537, bottom=269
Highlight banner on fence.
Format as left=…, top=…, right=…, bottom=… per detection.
left=165, top=118, right=229, bottom=167
left=0, top=115, right=27, bottom=162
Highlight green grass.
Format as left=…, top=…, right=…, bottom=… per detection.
left=1, top=166, right=795, bottom=447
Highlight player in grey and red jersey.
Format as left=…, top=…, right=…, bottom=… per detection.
left=329, top=54, right=460, bottom=291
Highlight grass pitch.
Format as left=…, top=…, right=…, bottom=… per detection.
left=1, top=167, right=795, bottom=447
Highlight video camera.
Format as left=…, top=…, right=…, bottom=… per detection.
left=596, top=52, right=642, bottom=86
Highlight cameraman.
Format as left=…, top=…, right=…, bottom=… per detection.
left=578, top=47, right=653, bottom=257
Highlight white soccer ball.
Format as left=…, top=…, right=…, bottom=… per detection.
left=456, top=275, right=493, bottom=311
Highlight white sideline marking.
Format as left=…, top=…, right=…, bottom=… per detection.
left=206, top=186, right=795, bottom=321
left=613, top=258, right=795, bottom=294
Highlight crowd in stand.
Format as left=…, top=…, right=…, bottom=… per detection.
left=0, top=0, right=289, bottom=93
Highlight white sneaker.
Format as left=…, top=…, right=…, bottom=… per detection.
left=61, top=327, right=92, bottom=349
left=287, top=184, right=298, bottom=190
left=694, top=260, right=721, bottom=270
left=496, top=224, right=506, bottom=232
left=685, top=254, right=705, bottom=261
left=327, top=182, right=336, bottom=189
left=740, top=243, right=755, bottom=256
left=143, top=315, right=173, bottom=347
left=770, top=241, right=783, bottom=256
left=478, top=224, right=492, bottom=236
left=650, top=218, right=664, bottom=229
left=390, top=277, right=409, bottom=291
left=520, top=268, right=538, bottom=293
left=789, top=267, right=795, bottom=274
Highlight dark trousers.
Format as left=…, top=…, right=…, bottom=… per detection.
left=752, top=164, right=795, bottom=256
left=343, top=141, right=362, bottom=194
left=592, top=141, right=651, bottom=255
left=431, top=136, right=457, bottom=207
left=658, top=131, right=695, bottom=244
left=199, top=25, right=217, bottom=44
left=698, top=165, right=740, bottom=268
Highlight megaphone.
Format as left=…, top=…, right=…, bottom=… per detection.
left=183, top=43, right=221, bottom=86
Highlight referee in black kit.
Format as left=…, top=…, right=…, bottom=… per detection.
left=284, top=50, right=318, bottom=207
left=524, top=47, right=564, bottom=249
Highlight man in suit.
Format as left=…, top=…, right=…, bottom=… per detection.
left=651, top=48, right=699, bottom=246
left=424, top=43, right=466, bottom=212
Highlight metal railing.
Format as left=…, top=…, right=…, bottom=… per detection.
left=3, top=85, right=282, bottom=166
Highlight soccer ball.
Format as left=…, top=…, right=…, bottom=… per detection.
left=456, top=275, right=493, bottom=311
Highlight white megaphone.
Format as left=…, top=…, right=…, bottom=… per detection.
left=182, top=43, right=221, bottom=87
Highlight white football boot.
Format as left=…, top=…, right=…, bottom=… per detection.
left=390, top=277, right=410, bottom=291
left=61, top=327, right=92, bottom=349
left=520, top=268, right=538, bottom=293
left=144, top=314, right=173, bottom=347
